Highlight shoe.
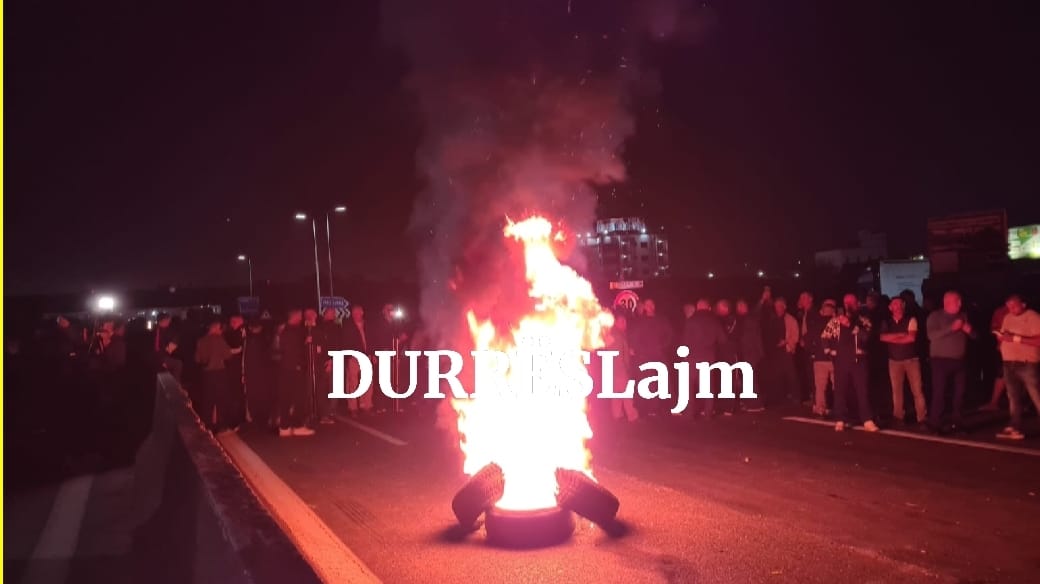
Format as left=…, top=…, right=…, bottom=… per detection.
left=278, top=428, right=293, bottom=438
left=862, top=420, right=880, bottom=432
left=996, top=427, right=1025, bottom=441
left=292, top=426, right=316, bottom=436
left=834, top=421, right=846, bottom=432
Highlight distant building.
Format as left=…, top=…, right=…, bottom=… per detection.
left=814, top=230, right=888, bottom=270
left=578, top=217, right=670, bottom=281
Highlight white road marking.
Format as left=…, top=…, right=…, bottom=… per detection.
left=334, top=415, right=409, bottom=446
left=783, top=415, right=1040, bottom=457
left=219, top=433, right=382, bottom=584
left=20, top=474, right=94, bottom=584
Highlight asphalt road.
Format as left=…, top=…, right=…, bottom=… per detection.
left=238, top=406, right=1040, bottom=584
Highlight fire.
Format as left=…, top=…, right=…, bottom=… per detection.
left=455, top=216, right=613, bottom=511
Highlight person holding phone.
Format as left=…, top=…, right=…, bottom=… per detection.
left=925, top=291, right=977, bottom=433
left=994, top=294, right=1040, bottom=440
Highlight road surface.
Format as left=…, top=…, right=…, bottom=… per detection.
left=229, top=407, right=1040, bottom=584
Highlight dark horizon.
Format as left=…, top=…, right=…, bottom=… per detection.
left=7, top=0, right=1040, bottom=295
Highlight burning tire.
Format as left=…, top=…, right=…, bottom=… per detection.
left=555, top=468, right=619, bottom=526
left=451, top=463, right=505, bottom=527
left=485, top=506, right=574, bottom=548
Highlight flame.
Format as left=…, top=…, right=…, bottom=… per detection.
left=455, top=216, right=614, bottom=510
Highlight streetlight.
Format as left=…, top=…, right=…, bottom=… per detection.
left=237, top=254, right=254, bottom=296
left=295, top=205, right=348, bottom=304
left=96, top=295, right=116, bottom=312
left=295, top=212, right=323, bottom=309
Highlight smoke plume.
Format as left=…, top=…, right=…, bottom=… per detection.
left=382, top=0, right=695, bottom=346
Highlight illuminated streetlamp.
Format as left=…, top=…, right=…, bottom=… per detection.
left=237, top=254, right=254, bottom=296
left=294, top=204, right=347, bottom=306
left=96, top=295, right=116, bottom=312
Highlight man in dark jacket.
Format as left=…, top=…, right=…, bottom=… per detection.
left=341, top=305, right=373, bottom=416
left=630, top=298, right=673, bottom=416
left=806, top=299, right=836, bottom=416
left=683, top=299, right=727, bottom=417
left=316, top=308, right=344, bottom=423
left=244, top=319, right=274, bottom=428
left=735, top=299, right=764, bottom=412
left=822, top=294, right=879, bottom=432
left=276, top=310, right=314, bottom=437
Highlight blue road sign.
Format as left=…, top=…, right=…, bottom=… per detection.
left=319, top=296, right=350, bottom=320
left=237, top=296, right=261, bottom=316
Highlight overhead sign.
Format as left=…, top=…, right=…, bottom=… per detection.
left=613, top=290, right=640, bottom=312
left=319, top=296, right=350, bottom=320
left=609, top=280, right=644, bottom=290
left=879, top=260, right=930, bottom=303
left=1009, top=224, right=1040, bottom=260
left=237, top=296, right=261, bottom=316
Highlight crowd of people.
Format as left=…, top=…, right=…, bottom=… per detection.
left=152, top=303, right=409, bottom=438
left=28, top=284, right=1040, bottom=444
left=608, top=287, right=1040, bottom=440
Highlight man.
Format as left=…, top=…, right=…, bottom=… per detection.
left=195, top=320, right=237, bottom=433
left=981, top=303, right=1010, bottom=411
left=370, top=304, right=408, bottom=413
left=795, top=292, right=817, bottom=405
left=342, top=305, right=373, bottom=416
left=244, top=319, right=274, bottom=429
left=316, top=308, right=344, bottom=423
left=926, top=291, right=977, bottom=433
left=807, top=299, right=836, bottom=417
left=735, top=299, right=765, bottom=412
left=880, top=297, right=926, bottom=426
left=823, top=294, right=879, bottom=432
left=605, top=312, right=638, bottom=423
left=224, top=314, right=247, bottom=429
left=629, top=298, right=673, bottom=416
left=276, top=310, right=315, bottom=437
left=716, top=300, right=740, bottom=415
left=994, top=295, right=1040, bottom=440
left=682, top=299, right=727, bottom=417
left=763, top=297, right=799, bottom=406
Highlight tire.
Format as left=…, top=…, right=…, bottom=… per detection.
left=555, top=468, right=619, bottom=526
left=451, top=463, right=505, bottom=527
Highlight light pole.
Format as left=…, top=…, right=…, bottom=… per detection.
left=237, top=254, right=254, bottom=296
left=295, top=212, right=323, bottom=309
left=296, top=205, right=347, bottom=304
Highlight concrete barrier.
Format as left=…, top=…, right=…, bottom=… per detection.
left=132, top=373, right=321, bottom=584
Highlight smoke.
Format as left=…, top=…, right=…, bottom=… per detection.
left=382, top=0, right=699, bottom=346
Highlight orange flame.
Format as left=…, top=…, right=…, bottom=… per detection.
left=455, top=216, right=613, bottom=510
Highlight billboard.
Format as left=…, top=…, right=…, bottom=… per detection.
left=879, top=260, right=930, bottom=303
left=1009, top=224, right=1040, bottom=260
left=926, top=210, right=1008, bottom=272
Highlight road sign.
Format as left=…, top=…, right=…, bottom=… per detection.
left=613, top=290, right=640, bottom=312
left=237, top=296, right=261, bottom=316
left=319, top=296, right=350, bottom=320
left=609, top=280, right=644, bottom=290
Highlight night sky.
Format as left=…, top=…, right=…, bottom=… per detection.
left=7, top=0, right=1039, bottom=295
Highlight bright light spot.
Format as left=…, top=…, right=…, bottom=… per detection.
left=756, top=270, right=765, bottom=278
left=237, top=254, right=247, bottom=261
left=793, top=272, right=801, bottom=278
left=146, top=320, right=154, bottom=330
left=393, top=307, right=405, bottom=320
left=294, top=212, right=307, bottom=221
left=334, top=206, right=347, bottom=213
left=151, top=310, right=158, bottom=316
left=97, top=296, right=116, bottom=311
left=707, top=272, right=715, bottom=279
